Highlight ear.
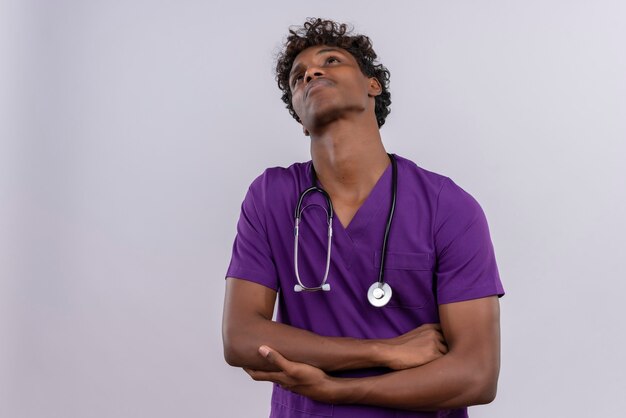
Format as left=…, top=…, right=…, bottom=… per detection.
left=368, top=77, right=382, bottom=97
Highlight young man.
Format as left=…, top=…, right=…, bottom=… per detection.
left=223, top=18, right=505, bottom=417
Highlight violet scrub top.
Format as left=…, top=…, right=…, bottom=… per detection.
left=226, top=154, right=505, bottom=418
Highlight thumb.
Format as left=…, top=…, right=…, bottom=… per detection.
left=258, top=345, right=289, bottom=369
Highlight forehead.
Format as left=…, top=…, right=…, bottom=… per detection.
left=290, top=45, right=355, bottom=73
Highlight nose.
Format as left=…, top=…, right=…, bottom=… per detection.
left=304, top=67, right=324, bottom=83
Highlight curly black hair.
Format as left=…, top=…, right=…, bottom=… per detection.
left=275, top=18, right=391, bottom=128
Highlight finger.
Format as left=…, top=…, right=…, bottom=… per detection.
left=259, top=345, right=293, bottom=372
left=249, top=370, right=283, bottom=382
left=437, top=341, right=449, bottom=354
left=246, top=368, right=287, bottom=383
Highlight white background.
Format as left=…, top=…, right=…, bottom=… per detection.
left=2, top=1, right=625, bottom=417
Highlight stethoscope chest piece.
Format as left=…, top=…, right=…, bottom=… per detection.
left=367, top=282, right=392, bottom=307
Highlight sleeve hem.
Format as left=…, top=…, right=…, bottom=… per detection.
left=225, top=267, right=279, bottom=291
left=438, top=285, right=505, bottom=305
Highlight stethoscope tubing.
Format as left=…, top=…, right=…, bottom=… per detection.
left=377, top=154, right=397, bottom=286
left=293, top=153, right=397, bottom=304
left=293, top=187, right=334, bottom=292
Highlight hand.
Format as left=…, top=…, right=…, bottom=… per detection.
left=244, top=346, right=337, bottom=403
left=380, top=323, right=448, bottom=370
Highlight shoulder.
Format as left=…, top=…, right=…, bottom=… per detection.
left=394, top=154, right=485, bottom=219
left=395, top=154, right=449, bottom=186
left=394, top=154, right=451, bottom=202
left=249, top=160, right=310, bottom=189
left=246, top=160, right=311, bottom=204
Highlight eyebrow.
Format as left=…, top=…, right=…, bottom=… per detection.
left=289, top=48, right=347, bottom=81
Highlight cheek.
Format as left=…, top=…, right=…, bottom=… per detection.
left=291, top=93, right=304, bottom=115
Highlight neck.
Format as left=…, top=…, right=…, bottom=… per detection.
left=309, top=118, right=389, bottom=202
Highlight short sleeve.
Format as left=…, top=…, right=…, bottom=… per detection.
left=225, top=175, right=279, bottom=291
left=434, top=178, right=505, bottom=304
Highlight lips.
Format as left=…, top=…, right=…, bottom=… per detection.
left=305, top=78, right=333, bottom=99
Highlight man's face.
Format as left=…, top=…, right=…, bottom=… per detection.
left=288, top=45, right=380, bottom=130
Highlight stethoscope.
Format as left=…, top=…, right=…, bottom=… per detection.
left=293, top=153, right=397, bottom=308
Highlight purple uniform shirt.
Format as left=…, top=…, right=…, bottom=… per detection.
left=226, top=154, right=505, bottom=418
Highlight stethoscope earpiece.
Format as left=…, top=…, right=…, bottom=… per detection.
left=294, top=283, right=330, bottom=292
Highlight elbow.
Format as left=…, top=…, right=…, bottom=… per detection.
left=223, top=341, right=242, bottom=367
left=222, top=333, right=237, bottom=366
left=223, top=312, right=272, bottom=368
left=469, top=367, right=499, bottom=405
left=473, top=381, right=498, bottom=405
left=222, top=322, right=250, bottom=367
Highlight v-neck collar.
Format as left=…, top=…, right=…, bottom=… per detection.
left=308, top=159, right=393, bottom=242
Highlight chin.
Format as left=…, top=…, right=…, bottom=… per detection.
left=303, top=106, right=345, bottom=130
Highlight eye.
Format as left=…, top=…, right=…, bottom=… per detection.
left=292, top=74, right=304, bottom=86
left=326, top=56, right=339, bottom=64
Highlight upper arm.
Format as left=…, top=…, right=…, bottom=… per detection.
left=226, top=174, right=280, bottom=293
left=223, top=277, right=277, bottom=324
left=223, top=172, right=284, bottom=367
left=434, top=178, right=504, bottom=305
left=430, top=179, right=503, bottom=403
left=438, top=296, right=501, bottom=401
left=222, top=277, right=277, bottom=365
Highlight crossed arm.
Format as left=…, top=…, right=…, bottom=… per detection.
left=222, top=277, right=501, bottom=411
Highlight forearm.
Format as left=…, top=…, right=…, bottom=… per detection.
left=329, top=350, right=498, bottom=410
left=327, top=297, right=502, bottom=410
left=223, top=316, right=384, bottom=372
left=223, top=278, right=446, bottom=375
left=243, top=298, right=501, bottom=411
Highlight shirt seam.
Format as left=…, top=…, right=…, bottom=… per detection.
left=432, top=177, right=451, bottom=252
